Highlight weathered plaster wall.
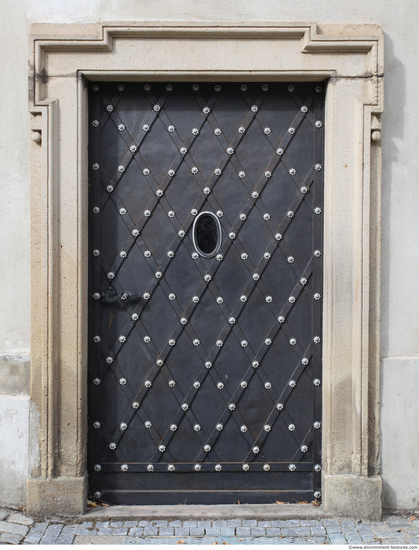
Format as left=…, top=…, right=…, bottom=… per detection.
left=0, top=0, right=418, bottom=510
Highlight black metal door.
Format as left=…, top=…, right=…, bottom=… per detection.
left=88, top=81, right=324, bottom=505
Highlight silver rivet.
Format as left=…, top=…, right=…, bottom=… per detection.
left=147, top=464, right=154, bottom=472
left=167, top=251, right=175, bottom=258
left=142, top=124, right=150, bottom=132
left=167, top=125, right=175, bottom=133
left=92, top=163, right=100, bottom=171
left=118, top=124, right=125, bottom=132
left=107, top=105, right=113, bottom=113
left=192, top=252, right=199, bottom=260
left=251, top=105, right=258, bottom=113
left=215, top=85, right=221, bottom=92
left=216, top=254, right=223, bottom=261
left=92, top=120, right=99, bottom=127
left=314, top=378, right=321, bottom=386
left=180, top=147, right=187, bottom=155
left=93, top=249, right=100, bottom=257
left=252, top=361, right=259, bottom=368
left=264, top=425, right=271, bottom=432
left=315, top=207, right=322, bottom=215
left=120, top=422, right=127, bottom=430
left=193, top=381, right=201, bottom=389
left=302, top=358, right=309, bottom=365
left=289, top=464, right=296, bottom=471
left=192, top=296, right=199, bottom=303
left=109, top=442, right=116, bottom=450
left=191, top=167, right=199, bottom=175
left=215, top=464, right=222, bottom=471
left=93, top=378, right=101, bottom=385
left=287, top=256, right=294, bottom=263
left=214, top=128, right=221, bottom=136
left=153, top=104, right=160, bottom=112
left=93, top=421, right=101, bottom=429
left=226, top=147, right=234, bottom=155
left=204, top=187, right=211, bottom=194
left=265, top=171, right=271, bottom=178
left=168, top=464, right=175, bottom=471
left=94, top=464, right=101, bottom=471
left=194, top=424, right=201, bottom=432
left=301, top=445, right=308, bottom=453
left=301, top=105, right=308, bottom=113
left=275, top=233, right=282, bottom=242
left=119, top=208, right=126, bottom=216
left=263, top=213, right=270, bottom=221
left=276, top=148, right=284, bottom=156
left=242, top=463, right=249, bottom=471
left=156, top=189, right=163, bottom=197
left=229, top=317, right=236, bottom=324
left=192, top=84, right=199, bottom=91
left=252, top=191, right=258, bottom=199
left=132, top=229, right=139, bottom=237
left=287, top=211, right=294, bottom=218
left=240, top=425, right=248, bottom=433
left=204, top=274, right=211, bottom=282
left=314, top=491, right=321, bottom=499
left=216, top=424, right=223, bottom=432
left=217, top=210, right=223, bottom=217
left=241, top=340, right=248, bottom=347
left=216, top=340, right=223, bottom=347
left=288, top=85, right=295, bottom=92
left=277, top=403, right=284, bottom=411
left=92, top=85, right=99, bottom=92
left=132, top=402, right=139, bottom=409
left=288, top=127, right=295, bottom=135
left=193, top=339, right=200, bottom=346
left=238, top=171, right=246, bottom=179
left=240, top=296, right=247, bottom=303
left=314, top=336, right=321, bottom=343
left=120, top=378, right=127, bottom=385
left=301, top=186, right=308, bottom=194
left=314, top=421, right=321, bottom=429
left=240, top=381, right=248, bottom=388
left=289, top=296, right=295, bottom=303
left=169, top=339, right=176, bottom=346
left=119, top=335, right=126, bottom=343
left=180, top=317, right=187, bottom=325
left=263, top=464, right=270, bottom=472
left=204, top=444, right=211, bottom=452
left=107, top=185, right=113, bottom=193
left=159, top=444, right=166, bottom=452
left=314, top=250, right=321, bottom=257
left=315, top=164, right=322, bottom=171
left=215, top=168, right=222, bottom=176
left=314, top=293, right=321, bottom=300
left=241, top=253, right=248, bottom=260
left=144, top=250, right=151, bottom=258
left=228, top=403, right=236, bottom=411
left=143, top=292, right=150, bottom=300
left=155, top=271, right=162, bottom=279
left=168, top=211, right=175, bottom=218
left=217, top=383, right=224, bottom=390
left=118, top=166, right=125, bottom=173
left=182, top=403, right=188, bottom=411
left=117, top=84, right=124, bottom=91
left=289, top=168, right=296, bottom=176
left=178, top=230, right=185, bottom=238
left=131, top=313, right=139, bottom=321
left=315, top=121, right=323, bottom=128
left=192, top=128, right=199, bottom=136
left=143, top=336, right=151, bottom=343
left=315, top=86, right=322, bottom=93
left=194, top=464, right=202, bottom=471
left=264, top=127, right=271, bottom=135
left=205, top=361, right=212, bottom=369
left=315, top=464, right=322, bottom=472
left=238, top=127, right=245, bottom=134
left=106, top=356, right=113, bottom=364
left=253, top=446, right=260, bottom=454
left=170, top=424, right=177, bottom=431
left=168, top=169, right=175, bottom=177
left=253, top=274, right=259, bottom=281
left=300, top=278, right=307, bottom=285
left=265, top=339, right=272, bottom=346
left=229, top=232, right=236, bottom=239
left=120, top=251, right=127, bottom=259
left=288, top=424, right=295, bottom=431
left=156, top=359, right=163, bottom=366
left=241, top=85, right=248, bottom=92
left=264, top=382, right=272, bottom=389
left=289, top=338, right=297, bottom=346
left=289, top=380, right=296, bottom=388
left=203, top=106, right=210, bottom=115
left=216, top=297, right=223, bottom=304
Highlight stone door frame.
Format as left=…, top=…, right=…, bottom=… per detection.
left=27, top=21, right=383, bottom=519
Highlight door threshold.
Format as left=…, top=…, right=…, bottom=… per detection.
left=82, top=503, right=335, bottom=520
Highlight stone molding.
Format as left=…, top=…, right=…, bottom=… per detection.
left=28, top=22, right=383, bottom=518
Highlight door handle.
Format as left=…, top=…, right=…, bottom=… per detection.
left=101, top=288, right=136, bottom=303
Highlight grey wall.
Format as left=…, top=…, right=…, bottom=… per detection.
left=1, top=0, right=418, bottom=510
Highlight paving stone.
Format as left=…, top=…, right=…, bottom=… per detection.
left=31, top=522, right=50, bottom=533
left=301, top=520, right=316, bottom=527
left=190, top=527, right=205, bottom=536
left=61, top=525, right=78, bottom=535
left=154, top=520, right=168, bottom=527
left=144, top=526, right=158, bottom=536
left=40, top=537, right=61, bottom=544
left=123, top=521, right=138, bottom=528
left=258, top=520, right=272, bottom=527
left=159, top=527, right=174, bottom=536
left=220, top=527, right=235, bottom=536
left=44, top=524, right=63, bottom=537
left=212, top=520, right=227, bottom=527
left=205, top=527, right=221, bottom=536
left=96, top=521, right=109, bottom=528
left=109, top=521, right=124, bottom=528
left=285, top=519, right=301, bottom=527
left=167, top=520, right=182, bottom=527
left=326, top=525, right=342, bottom=533
left=129, top=527, right=144, bottom=536
left=0, top=532, right=24, bottom=544
left=227, top=519, right=242, bottom=527
left=236, top=527, right=251, bottom=536
left=0, top=510, right=10, bottom=521
left=175, top=527, right=190, bottom=536
left=113, top=528, right=129, bottom=535
left=296, top=527, right=311, bottom=535
left=139, top=520, right=152, bottom=527
left=243, top=519, right=257, bottom=527
left=24, top=532, right=44, bottom=544
left=56, top=534, right=75, bottom=544
left=98, top=527, right=113, bottom=535
left=266, top=528, right=282, bottom=535
left=251, top=527, right=266, bottom=536
left=282, top=528, right=298, bottom=535
left=342, top=520, right=356, bottom=529
left=361, top=533, right=376, bottom=542
left=79, top=521, right=93, bottom=528
left=183, top=521, right=197, bottom=527
left=272, top=520, right=286, bottom=528
left=7, top=512, right=34, bottom=526
left=310, top=526, right=326, bottom=535
left=77, top=527, right=95, bottom=535
left=324, top=520, right=339, bottom=526
left=328, top=533, right=347, bottom=544
left=0, top=520, right=29, bottom=536
left=197, top=521, right=211, bottom=528
left=346, top=533, right=363, bottom=543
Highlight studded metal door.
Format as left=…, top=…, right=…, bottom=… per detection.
left=88, top=81, right=324, bottom=505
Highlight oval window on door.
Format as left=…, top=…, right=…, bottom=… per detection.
left=192, top=211, right=222, bottom=258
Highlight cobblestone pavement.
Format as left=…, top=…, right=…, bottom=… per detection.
left=1, top=507, right=419, bottom=545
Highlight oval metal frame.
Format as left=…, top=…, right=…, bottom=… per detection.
left=192, top=211, right=222, bottom=258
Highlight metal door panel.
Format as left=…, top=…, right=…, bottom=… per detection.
left=88, top=81, right=324, bottom=505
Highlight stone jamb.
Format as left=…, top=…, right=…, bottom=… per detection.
left=27, top=22, right=384, bottom=518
